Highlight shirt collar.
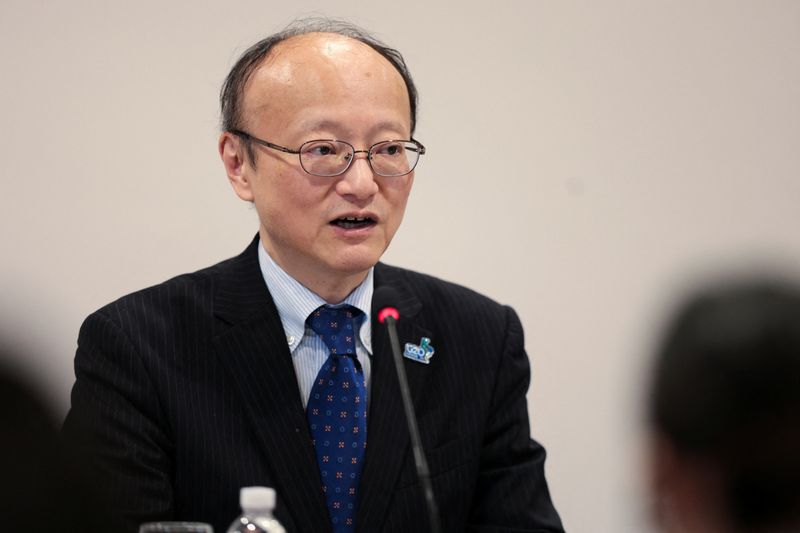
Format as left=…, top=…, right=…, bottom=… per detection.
left=257, top=241, right=374, bottom=354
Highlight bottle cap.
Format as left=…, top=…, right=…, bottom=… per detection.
left=240, top=486, right=276, bottom=511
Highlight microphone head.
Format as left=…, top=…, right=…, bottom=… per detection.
left=374, top=286, right=401, bottom=323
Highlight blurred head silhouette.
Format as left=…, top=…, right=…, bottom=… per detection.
left=648, top=278, right=800, bottom=533
left=0, top=344, right=109, bottom=532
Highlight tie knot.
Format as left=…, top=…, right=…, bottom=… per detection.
left=307, top=305, right=364, bottom=356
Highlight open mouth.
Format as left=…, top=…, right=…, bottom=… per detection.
left=331, top=216, right=376, bottom=230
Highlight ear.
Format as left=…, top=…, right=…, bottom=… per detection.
left=219, top=131, right=254, bottom=202
left=648, top=434, right=723, bottom=533
left=648, top=434, right=680, bottom=529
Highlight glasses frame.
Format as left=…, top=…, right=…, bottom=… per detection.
left=230, top=129, right=425, bottom=177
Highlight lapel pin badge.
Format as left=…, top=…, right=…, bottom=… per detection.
left=403, top=337, right=435, bottom=364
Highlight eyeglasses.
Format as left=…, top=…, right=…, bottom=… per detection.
left=230, top=129, right=425, bottom=177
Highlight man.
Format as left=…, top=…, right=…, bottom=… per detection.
left=63, top=19, right=563, bottom=533
left=648, top=278, right=800, bottom=533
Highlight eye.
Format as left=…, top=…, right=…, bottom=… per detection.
left=302, top=141, right=340, bottom=157
left=373, top=141, right=405, bottom=156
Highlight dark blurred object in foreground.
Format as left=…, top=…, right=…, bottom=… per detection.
left=648, top=278, right=800, bottom=533
left=0, top=345, right=112, bottom=533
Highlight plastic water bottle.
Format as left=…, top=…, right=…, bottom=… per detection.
left=226, top=486, right=286, bottom=533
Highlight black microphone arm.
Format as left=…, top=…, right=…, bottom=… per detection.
left=374, top=288, right=442, bottom=533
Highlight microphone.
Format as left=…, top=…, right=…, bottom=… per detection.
left=373, top=287, right=442, bottom=533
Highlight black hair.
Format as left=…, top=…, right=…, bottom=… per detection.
left=649, top=279, right=800, bottom=530
left=220, top=18, right=418, bottom=165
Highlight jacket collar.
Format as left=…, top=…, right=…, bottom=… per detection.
left=211, top=235, right=328, bottom=531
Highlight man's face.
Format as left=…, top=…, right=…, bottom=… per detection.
left=221, top=33, right=414, bottom=298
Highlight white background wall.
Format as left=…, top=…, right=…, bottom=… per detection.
left=1, top=2, right=799, bottom=531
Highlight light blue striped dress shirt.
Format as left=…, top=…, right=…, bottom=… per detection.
left=257, top=243, right=374, bottom=408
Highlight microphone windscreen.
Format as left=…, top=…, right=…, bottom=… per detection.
left=373, top=286, right=401, bottom=323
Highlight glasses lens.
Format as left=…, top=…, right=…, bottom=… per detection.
left=370, top=141, right=420, bottom=177
left=299, top=140, right=353, bottom=177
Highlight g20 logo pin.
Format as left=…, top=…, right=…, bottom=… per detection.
left=403, top=337, right=435, bottom=364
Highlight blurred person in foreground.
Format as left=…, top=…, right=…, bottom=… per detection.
left=62, top=18, right=563, bottom=533
left=0, top=346, right=109, bottom=533
left=648, top=278, right=800, bottom=533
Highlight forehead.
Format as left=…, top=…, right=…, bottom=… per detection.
left=241, top=33, right=411, bottom=133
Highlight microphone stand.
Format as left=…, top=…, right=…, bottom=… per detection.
left=381, top=313, right=442, bottom=533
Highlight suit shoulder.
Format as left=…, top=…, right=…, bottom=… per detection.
left=89, top=253, right=238, bottom=322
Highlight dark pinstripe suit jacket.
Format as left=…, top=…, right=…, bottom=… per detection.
left=63, top=236, right=564, bottom=533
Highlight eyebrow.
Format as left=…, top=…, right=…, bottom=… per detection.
left=296, top=118, right=408, bottom=137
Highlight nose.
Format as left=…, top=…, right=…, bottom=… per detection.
left=335, top=151, right=379, bottom=200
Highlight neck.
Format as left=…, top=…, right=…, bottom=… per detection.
left=259, top=240, right=369, bottom=304
left=309, top=272, right=368, bottom=304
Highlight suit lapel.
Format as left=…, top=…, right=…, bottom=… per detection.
left=211, top=236, right=330, bottom=532
left=357, top=264, right=434, bottom=532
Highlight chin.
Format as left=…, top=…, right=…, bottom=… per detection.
left=330, top=247, right=385, bottom=274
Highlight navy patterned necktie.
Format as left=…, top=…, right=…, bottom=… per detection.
left=306, top=305, right=367, bottom=532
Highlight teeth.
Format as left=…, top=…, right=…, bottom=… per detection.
left=340, top=216, right=367, bottom=222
